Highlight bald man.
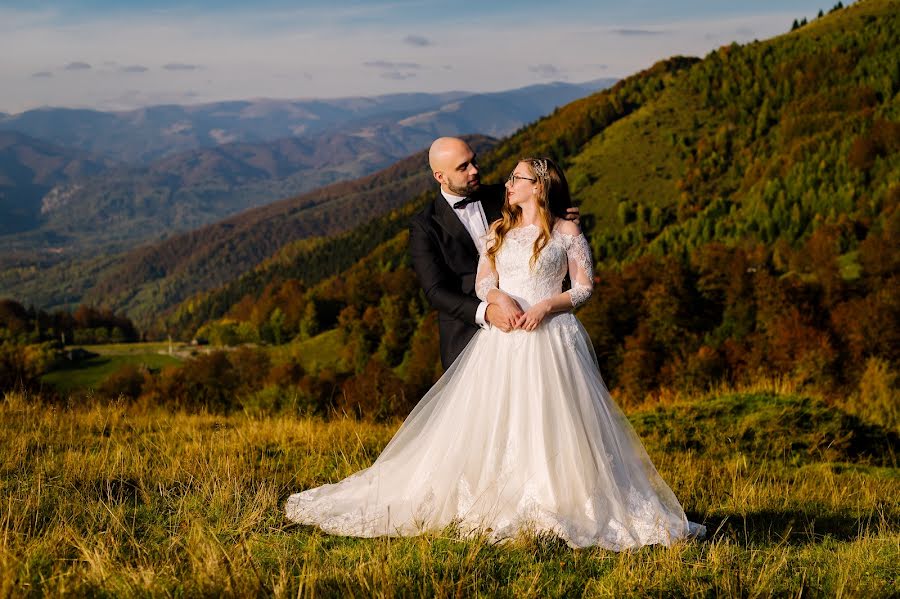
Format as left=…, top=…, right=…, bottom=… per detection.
left=410, top=137, right=583, bottom=368
left=408, top=137, right=507, bottom=368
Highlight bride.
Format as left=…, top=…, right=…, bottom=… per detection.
left=285, top=157, right=705, bottom=549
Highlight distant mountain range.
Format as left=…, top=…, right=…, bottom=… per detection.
left=0, top=81, right=613, bottom=165
left=0, top=92, right=471, bottom=164
left=0, top=79, right=615, bottom=268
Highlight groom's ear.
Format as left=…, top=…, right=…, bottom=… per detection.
left=433, top=171, right=443, bottom=185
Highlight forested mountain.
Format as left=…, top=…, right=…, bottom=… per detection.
left=3, top=131, right=410, bottom=260
left=0, top=136, right=494, bottom=321
left=164, top=0, right=898, bottom=414
left=0, top=132, right=112, bottom=236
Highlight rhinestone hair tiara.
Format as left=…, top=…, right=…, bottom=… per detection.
left=532, top=158, right=548, bottom=179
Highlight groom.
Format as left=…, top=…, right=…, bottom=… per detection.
left=409, top=137, right=574, bottom=368
left=408, top=137, right=512, bottom=368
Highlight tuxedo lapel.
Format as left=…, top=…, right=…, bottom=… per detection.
left=482, top=195, right=503, bottom=224
left=477, top=184, right=505, bottom=224
left=432, top=194, right=478, bottom=259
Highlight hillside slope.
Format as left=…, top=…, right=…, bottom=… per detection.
left=5, top=132, right=405, bottom=254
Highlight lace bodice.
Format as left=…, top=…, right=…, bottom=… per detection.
left=476, top=223, right=594, bottom=309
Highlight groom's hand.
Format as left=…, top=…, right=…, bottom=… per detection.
left=485, top=304, right=515, bottom=332
left=486, top=297, right=522, bottom=332
left=564, top=206, right=580, bottom=224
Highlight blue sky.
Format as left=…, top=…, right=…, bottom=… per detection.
left=0, top=0, right=837, bottom=113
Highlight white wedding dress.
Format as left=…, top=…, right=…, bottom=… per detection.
left=285, top=223, right=705, bottom=549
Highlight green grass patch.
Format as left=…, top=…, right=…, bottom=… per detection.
left=571, top=94, right=694, bottom=236
left=270, top=328, right=346, bottom=373
left=41, top=352, right=181, bottom=393
left=67, top=341, right=176, bottom=355
left=630, top=391, right=899, bottom=466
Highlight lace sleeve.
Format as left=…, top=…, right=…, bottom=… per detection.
left=564, top=233, right=594, bottom=308
left=475, top=252, right=499, bottom=301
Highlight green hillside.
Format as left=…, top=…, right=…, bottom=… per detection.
left=484, top=0, right=898, bottom=265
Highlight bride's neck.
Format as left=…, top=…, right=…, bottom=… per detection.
left=518, top=203, right=540, bottom=226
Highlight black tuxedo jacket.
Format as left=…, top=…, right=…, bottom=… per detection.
left=409, top=184, right=505, bottom=368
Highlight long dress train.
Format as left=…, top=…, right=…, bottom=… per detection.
left=285, top=223, right=705, bottom=549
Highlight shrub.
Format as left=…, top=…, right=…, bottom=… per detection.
left=338, top=359, right=408, bottom=421
left=228, top=346, right=271, bottom=394
left=99, top=364, right=146, bottom=400
left=267, top=360, right=306, bottom=388
left=242, top=384, right=320, bottom=416
left=155, top=351, right=239, bottom=412
left=0, top=342, right=60, bottom=392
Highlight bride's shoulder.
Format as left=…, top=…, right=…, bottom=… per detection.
left=553, top=218, right=582, bottom=237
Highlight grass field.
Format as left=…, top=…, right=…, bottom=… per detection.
left=40, top=334, right=345, bottom=397
left=41, top=349, right=182, bottom=394
left=70, top=342, right=176, bottom=355
left=2, top=382, right=897, bottom=597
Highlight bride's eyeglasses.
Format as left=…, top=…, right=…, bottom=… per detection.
left=507, top=173, right=537, bottom=185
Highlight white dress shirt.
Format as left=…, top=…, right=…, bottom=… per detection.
left=441, top=189, right=490, bottom=328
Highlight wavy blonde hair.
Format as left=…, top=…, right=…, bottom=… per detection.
left=485, top=157, right=572, bottom=269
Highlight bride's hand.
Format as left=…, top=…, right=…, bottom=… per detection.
left=516, top=301, right=551, bottom=331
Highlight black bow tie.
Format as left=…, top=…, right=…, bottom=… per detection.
left=453, top=197, right=477, bottom=209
